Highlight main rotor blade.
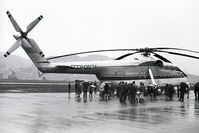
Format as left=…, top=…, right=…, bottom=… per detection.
left=26, top=15, right=43, bottom=34
left=154, top=47, right=199, bottom=54
left=152, top=52, right=172, bottom=63
left=115, top=52, right=139, bottom=60
left=6, top=11, right=23, bottom=33
left=157, top=50, right=199, bottom=59
left=4, top=38, right=22, bottom=57
left=47, top=49, right=136, bottom=60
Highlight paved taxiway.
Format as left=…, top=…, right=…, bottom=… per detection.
left=0, top=92, right=199, bottom=133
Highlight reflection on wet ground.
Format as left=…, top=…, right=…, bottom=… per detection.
left=0, top=92, right=199, bottom=133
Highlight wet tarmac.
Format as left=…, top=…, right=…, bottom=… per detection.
left=0, top=92, right=199, bottom=133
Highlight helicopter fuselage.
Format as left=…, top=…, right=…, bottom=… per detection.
left=39, top=57, right=187, bottom=87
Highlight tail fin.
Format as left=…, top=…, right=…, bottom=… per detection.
left=21, top=38, right=50, bottom=70
left=4, top=11, right=50, bottom=72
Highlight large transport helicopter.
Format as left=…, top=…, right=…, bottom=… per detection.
left=4, top=11, right=199, bottom=88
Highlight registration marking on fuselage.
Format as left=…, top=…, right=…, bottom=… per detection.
left=70, top=65, right=97, bottom=69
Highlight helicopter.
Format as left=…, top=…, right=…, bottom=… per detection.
left=4, top=11, right=199, bottom=88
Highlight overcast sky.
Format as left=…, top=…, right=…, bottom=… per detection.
left=1, top=0, right=199, bottom=75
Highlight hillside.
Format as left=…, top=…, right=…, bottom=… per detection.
left=0, top=52, right=32, bottom=69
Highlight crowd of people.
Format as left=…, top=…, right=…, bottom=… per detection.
left=99, top=81, right=199, bottom=103
left=116, top=81, right=159, bottom=103
left=116, top=81, right=144, bottom=103
left=67, top=80, right=199, bottom=104
left=69, top=80, right=97, bottom=99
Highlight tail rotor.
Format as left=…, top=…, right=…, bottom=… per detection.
left=4, top=11, right=43, bottom=57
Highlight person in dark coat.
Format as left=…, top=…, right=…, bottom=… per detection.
left=119, top=82, right=125, bottom=103
left=75, top=81, right=78, bottom=95
left=68, top=82, right=71, bottom=98
left=168, top=84, right=174, bottom=100
left=148, top=85, right=154, bottom=101
left=77, top=81, right=82, bottom=98
left=194, top=82, right=199, bottom=100
left=179, top=82, right=188, bottom=102
left=94, top=81, right=97, bottom=94
left=83, top=81, right=89, bottom=98
left=128, top=81, right=137, bottom=103
left=104, top=83, right=111, bottom=100
left=89, top=84, right=94, bottom=98
left=177, top=86, right=180, bottom=98
left=123, top=82, right=128, bottom=102
left=164, top=84, right=169, bottom=100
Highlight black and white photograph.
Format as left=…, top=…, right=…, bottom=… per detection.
left=1, top=0, right=199, bottom=133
